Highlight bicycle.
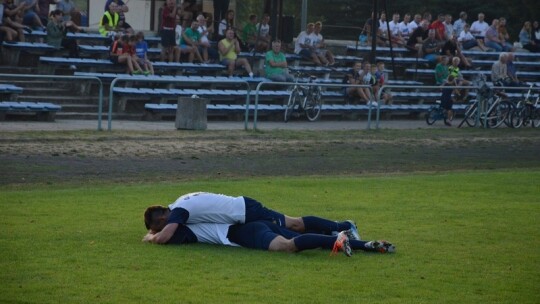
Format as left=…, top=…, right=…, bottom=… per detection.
left=425, top=100, right=451, bottom=126
left=284, top=72, right=323, bottom=122
left=458, top=75, right=512, bottom=128
left=510, top=84, right=540, bottom=128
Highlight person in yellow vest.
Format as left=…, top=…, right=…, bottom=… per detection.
left=218, top=28, right=253, bottom=77
left=99, top=1, right=120, bottom=38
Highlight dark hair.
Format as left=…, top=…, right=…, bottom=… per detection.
left=50, top=9, right=63, bottom=17
left=144, top=206, right=168, bottom=230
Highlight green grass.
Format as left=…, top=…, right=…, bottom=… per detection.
left=1, top=170, right=539, bottom=303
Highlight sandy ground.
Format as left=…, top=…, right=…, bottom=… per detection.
left=1, top=120, right=539, bottom=185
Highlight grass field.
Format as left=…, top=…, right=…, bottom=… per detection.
left=1, top=169, right=538, bottom=303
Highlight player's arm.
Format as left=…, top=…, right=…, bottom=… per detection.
left=143, top=223, right=179, bottom=244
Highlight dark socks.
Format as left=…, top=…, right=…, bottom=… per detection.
left=302, top=216, right=352, bottom=234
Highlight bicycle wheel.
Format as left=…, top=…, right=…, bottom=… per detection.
left=304, top=89, right=322, bottom=122
left=487, top=101, right=511, bottom=128
left=458, top=103, right=478, bottom=128
left=284, top=89, right=300, bottom=122
left=425, top=107, right=438, bottom=125
left=510, top=106, right=525, bottom=128
left=532, top=107, right=540, bottom=128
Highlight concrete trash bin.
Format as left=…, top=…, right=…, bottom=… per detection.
left=175, top=97, right=208, bottom=130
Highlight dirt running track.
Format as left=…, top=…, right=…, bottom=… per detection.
left=1, top=127, right=539, bottom=185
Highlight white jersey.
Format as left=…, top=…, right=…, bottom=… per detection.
left=168, top=192, right=246, bottom=224
left=197, top=25, right=209, bottom=44
left=187, top=223, right=240, bottom=247
left=398, top=21, right=410, bottom=37
left=294, top=31, right=312, bottom=53
left=470, top=20, right=489, bottom=37
left=256, top=23, right=270, bottom=37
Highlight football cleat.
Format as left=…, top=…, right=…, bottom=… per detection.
left=365, top=240, right=395, bottom=253
left=331, top=231, right=353, bottom=257
left=345, top=220, right=361, bottom=241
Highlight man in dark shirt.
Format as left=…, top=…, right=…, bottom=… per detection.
left=406, top=20, right=429, bottom=56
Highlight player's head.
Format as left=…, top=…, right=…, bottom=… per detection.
left=144, top=205, right=169, bottom=231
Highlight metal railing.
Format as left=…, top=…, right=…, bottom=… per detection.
left=0, top=74, right=104, bottom=130
left=251, top=81, right=376, bottom=130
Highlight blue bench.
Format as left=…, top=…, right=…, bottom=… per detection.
left=39, top=56, right=227, bottom=75
left=0, top=101, right=61, bottom=121
left=0, top=84, right=23, bottom=95
left=26, top=30, right=161, bottom=46
left=405, top=68, right=540, bottom=82
left=2, top=42, right=64, bottom=65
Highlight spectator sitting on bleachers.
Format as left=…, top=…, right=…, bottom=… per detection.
left=498, top=17, right=512, bottom=49
left=3, top=0, right=33, bottom=42
left=453, top=11, right=467, bottom=38
left=406, top=20, right=429, bottom=56
left=135, top=32, right=154, bottom=75
left=196, top=14, right=217, bottom=62
left=470, top=13, right=489, bottom=51
left=434, top=55, right=449, bottom=85
left=343, top=62, right=375, bottom=104
left=506, top=52, right=527, bottom=87
left=313, top=21, right=335, bottom=66
left=104, top=0, right=133, bottom=35
left=398, top=13, right=412, bottom=41
left=294, top=22, right=322, bottom=65
left=519, top=21, right=540, bottom=53
left=36, top=0, right=55, bottom=27
left=217, top=9, right=234, bottom=41
left=485, top=19, right=512, bottom=52
left=110, top=34, right=144, bottom=75
left=388, top=12, right=405, bottom=46
left=448, top=56, right=470, bottom=101
left=408, top=13, right=421, bottom=34
left=377, top=12, right=389, bottom=47
left=1, top=3, right=22, bottom=43
left=491, top=52, right=509, bottom=86
left=46, top=9, right=79, bottom=58
left=429, top=13, right=447, bottom=42
left=126, top=35, right=150, bottom=75
left=534, top=21, right=540, bottom=44
left=443, top=14, right=453, bottom=40
left=218, top=27, right=253, bottom=77
left=19, top=0, right=46, bottom=30
left=99, top=1, right=121, bottom=38
left=264, top=39, right=293, bottom=82
left=160, top=0, right=178, bottom=62
left=180, top=20, right=204, bottom=63
left=458, top=24, right=479, bottom=50
left=422, top=29, right=442, bottom=64
left=241, top=14, right=258, bottom=51
left=441, top=36, right=472, bottom=69
left=255, top=14, right=271, bottom=51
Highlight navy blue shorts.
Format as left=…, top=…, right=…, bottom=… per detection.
left=161, top=29, right=176, bottom=48
left=227, top=221, right=299, bottom=250
left=243, top=197, right=286, bottom=227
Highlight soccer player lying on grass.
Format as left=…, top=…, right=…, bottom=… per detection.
left=142, top=217, right=395, bottom=257
left=144, top=192, right=361, bottom=238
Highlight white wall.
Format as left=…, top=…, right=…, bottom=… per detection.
left=89, top=0, right=153, bottom=31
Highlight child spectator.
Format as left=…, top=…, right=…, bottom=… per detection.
left=110, top=34, right=144, bottom=74
left=46, top=9, right=79, bottom=58
left=440, top=75, right=458, bottom=126
left=134, top=32, right=154, bottom=75
left=434, top=55, right=449, bottom=85
left=374, top=61, right=392, bottom=104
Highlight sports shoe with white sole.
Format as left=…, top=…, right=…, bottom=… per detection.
left=345, top=220, right=361, bottom=241
left=331, top=231, right=353, bottom=257
left=365, top=240, right=395, bottom=253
